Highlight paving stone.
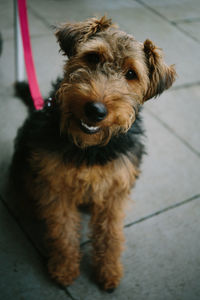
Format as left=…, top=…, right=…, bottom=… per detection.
left=1, top=1, right=200, bottom=299
left=27, top=0, right=141, bottom=26
left=0, top=36, right=63, bottom=96
left=0, top=38, right=16, bottom=90
left=31, top=35, right=64, bottom=96
left=139, top=0, right=200, bottom=22
left=0, top=92, right=27, bottom=191
left=0, top=0, right=51, bottom=41
left=0, top=199, right=71, bottom=300
left=68, top=198, right=200, bottom=300
left=2, top=0, right=200, bottom=91
left=145, top=86, right=200, bottom=155
left=177, top=20, right=200, bottom=42
left=0, top=1, right=13, bottom=40
left=124, top=107, right=200, bottom=225
left=26, top=0, right=200, bottom=88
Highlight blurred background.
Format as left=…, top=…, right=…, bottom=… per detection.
left=0, top=1, right=200, bottom=299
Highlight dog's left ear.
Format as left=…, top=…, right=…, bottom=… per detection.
left=55, top=16, right=112, bottom=57
left=143, top=39, right=176, bottom=101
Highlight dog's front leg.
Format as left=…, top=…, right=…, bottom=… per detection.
left=39, top=194, right=81, bottom=286
left=90, top=198, right=126, bottom=291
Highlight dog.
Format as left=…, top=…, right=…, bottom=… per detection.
left=11, top=16, right=176, bottom=292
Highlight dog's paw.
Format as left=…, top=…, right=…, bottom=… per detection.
left=48, top=258, right=80, bottom=286
left=95, top=262, right=123, bottom=291
left=98, top=276, right=120, bottom=292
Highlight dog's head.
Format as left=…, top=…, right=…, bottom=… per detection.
left=55, top=16, right=176, bottom=148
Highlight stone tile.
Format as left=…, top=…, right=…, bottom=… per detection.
left=124, top=107, right=200, bottom=225
left=0, top=38, right=16, bottom=91
left=27, top=0, right=200, bottom=87
left=31, top=35, right=64, bottom=96
left=0, top=0, right=50, bottom=41
left=0, top=92, right=40, bottom=253
left=68, top=198, right=200, bottom=300
left=28, top=6, right=53, bottom=37
left=140, top=0, right=200, bottom=22
left=0, top=199, right=71, bottom=300
left=0, top=1, right=13, bottom=40
left=145, top=86, right=200, bottom=155
left=0, top=35, right=63, bottom=96
left=0, top=93, right=27, bottom=192
left=177, top=21, right=200, bottom=42
left=27, top=0, right=141, bottom=26
left=2, top=0, right=200, bottom=92
left=0, top=1, right=199, bottom=299
left=1, top=0, right=200, bottom=91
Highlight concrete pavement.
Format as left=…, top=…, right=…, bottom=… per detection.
left=0, top=0, right=200, bottom=299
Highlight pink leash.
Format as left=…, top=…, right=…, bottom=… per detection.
left=17, top=0, right=44, bottom=110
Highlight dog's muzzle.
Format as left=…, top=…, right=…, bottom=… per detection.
left=84, top=102, right=107, bottom=123
left=79, top=102, right=107, bottom=134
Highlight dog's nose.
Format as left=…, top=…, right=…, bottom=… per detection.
left=84, top=102, right=108, bottom=123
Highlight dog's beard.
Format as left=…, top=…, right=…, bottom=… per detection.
left=60, top=114, right=135, bottom=149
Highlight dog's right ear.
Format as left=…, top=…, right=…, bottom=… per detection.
left=55, top=16, right=113, bottom=57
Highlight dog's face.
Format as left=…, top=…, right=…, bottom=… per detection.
left=56, top=16, right=176, bottom=148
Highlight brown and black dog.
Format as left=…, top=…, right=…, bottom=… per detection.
left=12, top=16, right=176, bottom=292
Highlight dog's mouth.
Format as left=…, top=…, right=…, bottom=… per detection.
left=79, top=120, right=101, bottom=134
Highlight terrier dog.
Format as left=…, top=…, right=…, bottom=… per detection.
left=11, top=16, right=176, bottom=292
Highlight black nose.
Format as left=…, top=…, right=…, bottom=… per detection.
left=84, top=102, right=108, bottom=123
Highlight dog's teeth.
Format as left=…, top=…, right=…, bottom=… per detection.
left=81, top=120, right=99, bottom=131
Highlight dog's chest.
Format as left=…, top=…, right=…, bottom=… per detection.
left=61, top=156, right=138, bottom=204
left=33, top=151, right=138, bottom=204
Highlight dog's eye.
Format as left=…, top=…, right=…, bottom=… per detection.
left=85, top=53, right=100, bottom=64
left=125, top=69, right=137, bottom=80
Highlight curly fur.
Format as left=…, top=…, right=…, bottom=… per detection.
left=11, top=16, right=176, bottom=292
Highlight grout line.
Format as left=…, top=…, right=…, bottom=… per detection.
left=2, top=32, right=52, bottom=42
left=2, top=191, right=199, bottom=298
left=145, top=108, right=200, bottom=158
left=171, top=81, right=200, bottom=91
left=125, top=194, right=200, bottom=228
left=171, top=23, right=200, bottom=43
left=133, top=0, right=176, bottom=23
left=172, top=17, right=200, bottom=24
left=3, top=4, right=53, bottom=42
left=0, top=194, right=45, bottom=259
left=80, top=240, right=91, bottom=248
left=134, top=0, right=200, bottom=44
left=28, top=4, right=52, bottom=29
left=0, top=194, right=78, bottom=300
left=80, top=195, right=200, bottom=247
left=63, top=288, right=79, bottom=300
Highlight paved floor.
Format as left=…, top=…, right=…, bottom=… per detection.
left=0, top=0, right=200, bottom=299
